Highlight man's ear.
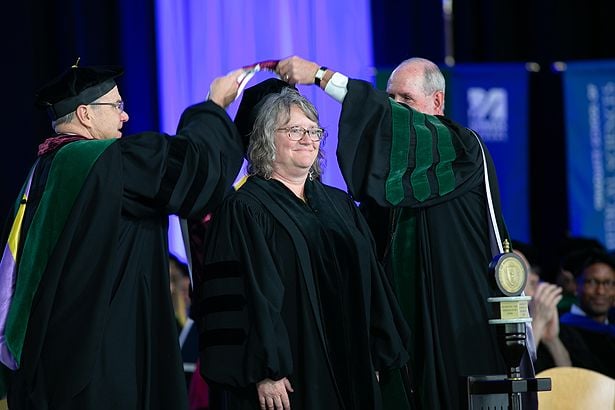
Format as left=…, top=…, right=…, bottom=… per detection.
left=433, top=91, right=445, bottom=115
left=75, top=104, right=91, bottom=125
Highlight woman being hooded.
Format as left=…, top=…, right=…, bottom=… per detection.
left=192, top=78, right=410, bottom=410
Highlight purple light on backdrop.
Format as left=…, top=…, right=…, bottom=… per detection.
left=154, top=0, right=375, bottom=262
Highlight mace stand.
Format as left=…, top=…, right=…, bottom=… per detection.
left=465, top=296, right=551, bottom=409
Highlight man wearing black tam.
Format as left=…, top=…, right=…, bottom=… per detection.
left=0, top=61, right=246, bottom=409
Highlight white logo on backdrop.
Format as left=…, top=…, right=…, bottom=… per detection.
left=467, top=87, right=508, bottom=142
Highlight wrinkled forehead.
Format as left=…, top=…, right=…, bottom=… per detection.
left=388, top=64, right=425, bottom=86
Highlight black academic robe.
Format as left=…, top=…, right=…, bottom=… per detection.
left=194, top=176, right=410, bottom=410
left=557, top=313, right=615, bottom=378
left=336, top=79, right=536, bottom=409
left=2, top=100, right=243, bottom=409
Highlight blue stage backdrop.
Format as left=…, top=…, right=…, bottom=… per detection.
left=447, top=63, right=530, bottom=242
left=563, top=60, right=615, bottom=249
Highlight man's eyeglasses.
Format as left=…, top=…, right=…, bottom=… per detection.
left=276, top=126, right=326, bottom=142
left=89, top=100, right=125, bottom=113
left=583, top=278, right=615, bottom=289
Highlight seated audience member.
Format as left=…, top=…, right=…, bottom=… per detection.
left=556, top=236, right=606, bottom=314
left=193, top=79, right=410, bottom=410
left=557, top=249, right=615, bottom=378
left=513, top=241, right=571, bottom=371
left=555, top=269, right=578, bottom=314
left=169, top=254, right=200, bottom=390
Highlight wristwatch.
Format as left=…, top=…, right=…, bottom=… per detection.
left=314, top=66, right=328, bottom=87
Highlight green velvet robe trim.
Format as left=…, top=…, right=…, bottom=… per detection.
left=385, top=101, right=411, bottom=206
left=5, top=139, right=114, bottom=366
left=428, top=116, right=456, bottom=196
left=408, top=111, right=433, bottom=203
left=381, top=208, right=418, bottom=410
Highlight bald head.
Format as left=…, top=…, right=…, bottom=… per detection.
left=386, top=58, right=445, bottom=116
